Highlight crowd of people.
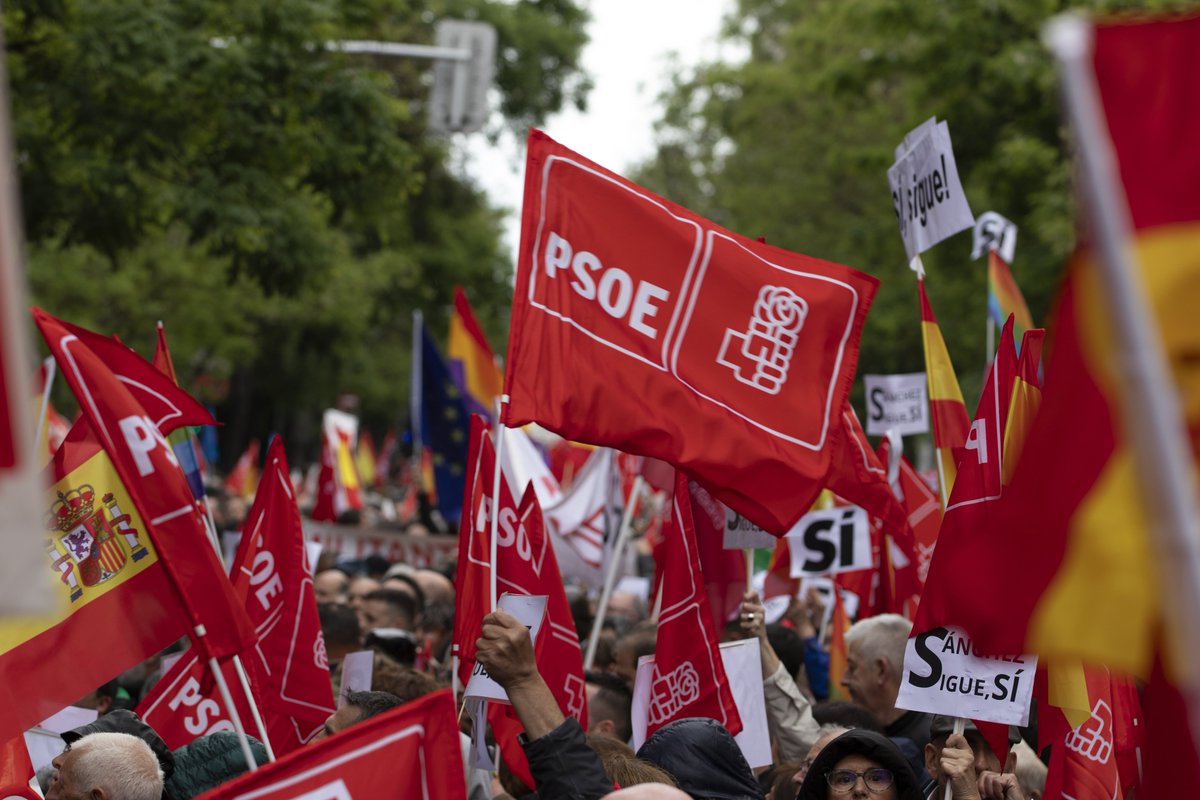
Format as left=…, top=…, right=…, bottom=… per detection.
left=40, top=533, right=1050, bottom=800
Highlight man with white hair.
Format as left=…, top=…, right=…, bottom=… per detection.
left=842, top=613, right=932, bottom=751
left=47, top=731, right=163, bottom=800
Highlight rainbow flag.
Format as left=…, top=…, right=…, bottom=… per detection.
left=153, top=323, right=208, bottom=501
left=827, top=587, right=851, bottom=700
left=448, top=286, right=503, bottom=419
left=987, top=250, right=1035, bottom=345
left=918, top=279, right=970, bottom=503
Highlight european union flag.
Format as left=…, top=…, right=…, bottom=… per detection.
left=414, top=314, right=470, bottom=526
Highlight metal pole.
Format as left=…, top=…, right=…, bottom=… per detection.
left=231, top=655, right=276, bottom=761
left=584, top=475, right=644, bottom=670
left=34, top=357, right=55, bottom=463
left=1045, top=9, right=1200, bottom=749
left=489, top=421, right=507, bottom=611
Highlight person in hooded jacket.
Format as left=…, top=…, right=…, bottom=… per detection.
left=636, top=717, right=763, bottom=800
left=795, top=729, right=924, bottom=800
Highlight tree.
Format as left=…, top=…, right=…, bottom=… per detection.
left=635, top=0, right=1192, bottom=410
left=8, top=0, right=589, bottom=466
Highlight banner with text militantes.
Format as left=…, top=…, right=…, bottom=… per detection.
left=888, top=119, right=975, bottom=262
left=895, top=625, right=1037, bottom=726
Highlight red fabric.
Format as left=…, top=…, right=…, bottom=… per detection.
left=309, top=436, right=337, bottom=521
left=503, top=130, right=878, bottom=534
left=1140, top=653, right=1197, bottom=797
left=876, top=443, right=942, bottom=594
left=453, top=415, right=588, bottom=788
left=195, top=690, right=467, bottom=800
left=648, top=472, right=742, bottom=739
left=762, top=535, right=798, bottom=601
left=0, top=735, right=38, bottom=800
left=686, top=480, right=747, bottom=638
left=33, top=310, right=254, bottom=661
left=224, top=439, right=260, bottom=500
left=913, top=316, right=1018, bottom=633
left=136, top=651, right=258, bottom=749
left=1042, top=666, right=1132, bottom=800
left=228, top=438, right=336, bottom=753
left=826, top=403, right=912, bottom=544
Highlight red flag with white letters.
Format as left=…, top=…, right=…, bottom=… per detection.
left=139, top=439, right=335, bottom=753
left=453, top=415, right=588, bottom=788
left=33, top=309, right=254, bottom=661
left=647, top=472, right=742, bottom=740
left=195, top=690, right=466, bottom=800
left=503, top=130, right=878, bottom=534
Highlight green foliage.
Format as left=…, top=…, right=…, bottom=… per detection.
left=9, top=0, right=588, bottom=464
left=636, top=0, right=1193, bottom=409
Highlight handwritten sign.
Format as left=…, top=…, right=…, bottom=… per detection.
left=888, top=118, right=975, bottom=261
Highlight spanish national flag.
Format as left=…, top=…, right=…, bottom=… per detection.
left=448, top=285, right=503, bottom=419
left=918, top=279, right=970, bottom=503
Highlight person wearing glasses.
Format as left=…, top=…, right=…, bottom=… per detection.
left=795, top=729, right=924, bottom=800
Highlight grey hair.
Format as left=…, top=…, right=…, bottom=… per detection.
left=70, top=732, right=163, bottom=800
left=844, top=613, right=911, bottom=678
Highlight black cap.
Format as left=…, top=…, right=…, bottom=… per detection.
left=61, top=709, right=175, bottom=779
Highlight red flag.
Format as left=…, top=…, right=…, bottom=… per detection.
left=0, top=736, right=38, bottom=800
left=231, top=438, right=336, bottom=752
left=826, top=402, right=912, bottom=543
left=1041, top=666, right=1134, bottom=800
left=647, top=472, right=742, bottom=739
left=195, top=690, right=467, bottom=800
left=140, top=440, right=335, bottom=753
left=686, top=480, right=747, bottom=639
left=876, top=442, right=942, bottom=594
left=136, top=650, right=257, bottom=748
left=224, top=439, right=260, bottom=501
left=503, top=130, right=878, bottom=534
left=31, top=311, right=254, bottom=656
left=761, top=534, right=798, bottom=602
left=453, top=415, right=588, bottom=787
left=828, top=587, right=851, bottom=700
left=913, top=316, right=1018, bottom=633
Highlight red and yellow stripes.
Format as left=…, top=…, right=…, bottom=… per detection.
left=918, top=279, right=970, bottom=502
left=449, top=286, right=504, bottom=415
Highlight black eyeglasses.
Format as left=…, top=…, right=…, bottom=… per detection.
left=825, top=767, right=894, bottom=794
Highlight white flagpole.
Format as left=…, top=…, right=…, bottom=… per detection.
left=585, top=474, right=644, bottom=670
left=34, top=356, right=55, bottom=461
left=490, top=409, right=508, bottom=611
left=1046, top=10, right=1200, bottom=751
left=206, top=649, right=258, bottom=771
left=203, top=501, right=275, bottom=760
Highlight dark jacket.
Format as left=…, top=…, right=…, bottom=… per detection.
left=795, top=729, right=924, bottom=800
left=521, top=717, right=615, bottom=800
left=164, top=732, right=269, bottom=800
left=637, top=717, right=762, bottom=800
left=62, top=709, right=175, bottom=781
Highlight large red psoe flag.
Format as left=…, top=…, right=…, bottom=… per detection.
left=503, top=130, right=878, bottom=534
left=453, top=415, right=588, bottom=787
left=136, top=648, right=258, bottom=748
left=647, top=472, right=742, bottom=740
left=195, top=689, right=467, bottom=800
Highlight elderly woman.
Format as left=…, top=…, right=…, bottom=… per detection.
left=795, top=730, right=924, bottom=800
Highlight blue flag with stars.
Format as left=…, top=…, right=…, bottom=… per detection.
left=416, top=319, right=470, bottom=526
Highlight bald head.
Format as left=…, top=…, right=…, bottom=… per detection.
left=414, top=568, right=454, bottom=605
left=48, top=732, right=163, bottom=800
left=602, top=785, right=691, bottom=800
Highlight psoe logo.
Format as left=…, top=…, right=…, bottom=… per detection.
left=649, top=662, right=700, bottom=725
left=717, top=285, right=808, bottom=395
left=44, top=483, right=150, bottom=603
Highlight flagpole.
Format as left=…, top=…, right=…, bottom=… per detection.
left=585, top=474, right=644, bottom=670
left=410, top=310, right=425, bottom=514
left=943, top=717, right=966, bottom=800
left=202, top=501, right=275, bottom=761
left=206, top=651, right=259, bottom=772
left=1046, top=10, right=1200, bottom=755
left=490, top=415, right=508, bottom=611
left=34, top=356, right=55, bottom=461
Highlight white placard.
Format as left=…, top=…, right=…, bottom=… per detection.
left=723, top=505, right=779, bottom=550
left=462, top=593, right=548, bottom=703
left=896, top=625, right=1037, bottom=726
left=24, top=706, right=99, bottom=770
left=888, top=120, right=975, bottom=261
left=630, top=643, right=770, bottom=768
left=718, top=638, right=771, bottom=768
left=786, top=506, right=872, bottom=576
left=863, top=373, right=929, bottom=437
left=615, top=575, right=652, bottom=603
left=971, top=211, right=1018, bottom=264
left=339, top=650, right=375, bottom=706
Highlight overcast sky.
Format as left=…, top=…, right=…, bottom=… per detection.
left=462, top=0, right=739, bottom=258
